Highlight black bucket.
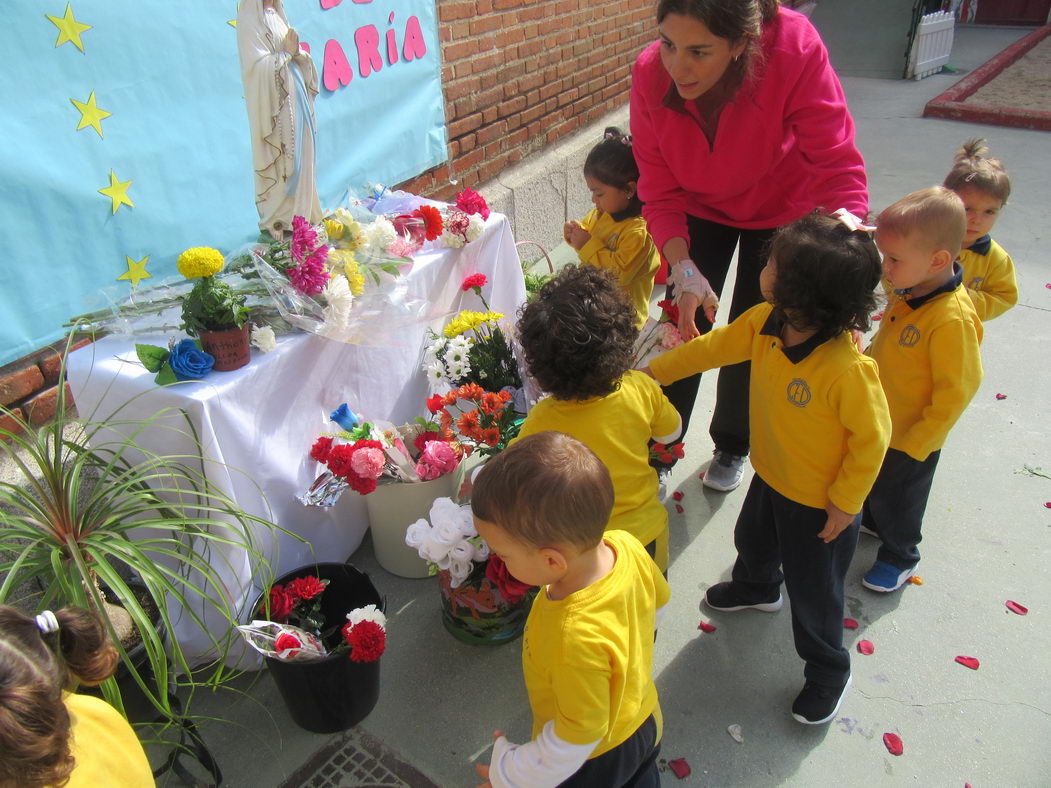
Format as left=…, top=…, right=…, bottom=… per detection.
left=262, top=562, right=384, bottom=734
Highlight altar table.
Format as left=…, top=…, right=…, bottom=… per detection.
left=66, top=214, right=526, bottom=665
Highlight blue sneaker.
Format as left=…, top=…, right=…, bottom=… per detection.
left=862, top=560, right=914, bottom=593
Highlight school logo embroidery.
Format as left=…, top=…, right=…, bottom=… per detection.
left=786, top=378, right=811, bottom=408
left=968, top=276, right=985, bottom=289
left=899, top=325, right=921, bottom=347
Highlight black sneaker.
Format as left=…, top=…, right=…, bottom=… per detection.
left=703, top=581, right=783, bottom=613
left=791, top=675, right=852, bottom=725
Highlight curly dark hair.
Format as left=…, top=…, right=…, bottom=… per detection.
left=767, top=213, right=882, bottom=341
left=517, top=264, right=639, bottom=400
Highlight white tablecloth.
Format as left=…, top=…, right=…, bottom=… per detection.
left=66, top=213, right=525, bottom=666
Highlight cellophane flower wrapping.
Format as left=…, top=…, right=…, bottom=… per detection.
left=236, top=621, right=328, bottom=663
left=631, top=299, right=684, bottom=369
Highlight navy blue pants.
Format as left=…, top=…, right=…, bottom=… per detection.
left=731, top=474, right=857, bottom=687
left=859, top=447, right=941, bottom=570
left=559, top=715, right=660, bottom=787
left=661, top=216, right=775, bottom=459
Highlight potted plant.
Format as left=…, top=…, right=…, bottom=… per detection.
left=178, top=245, right=252, bottom=370
left=0, top=352, right=294, bottom=734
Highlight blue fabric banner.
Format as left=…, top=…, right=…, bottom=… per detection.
left=0, top=0, right=446, bottom=367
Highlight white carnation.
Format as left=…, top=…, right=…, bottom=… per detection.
left=250, top=325, right=277, bottom=353
left=346, top=604, right=386, bottom=629
left=441, top=231, right=466, bottom=249
left=465, top=214, right=485, bottom=242
left=366, top=216, right=397, bottom=251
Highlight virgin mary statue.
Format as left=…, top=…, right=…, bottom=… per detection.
left=237, top=0, right=323, bottom=239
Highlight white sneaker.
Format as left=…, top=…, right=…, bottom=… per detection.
left=703, top=451, right=746, bottom=492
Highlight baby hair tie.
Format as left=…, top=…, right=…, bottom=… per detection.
left=830, top=208, right=875, bottom=234
left=35, top=610, right=60, bottom=635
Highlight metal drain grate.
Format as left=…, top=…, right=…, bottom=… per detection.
left=279, top=728, right=440, bottom=788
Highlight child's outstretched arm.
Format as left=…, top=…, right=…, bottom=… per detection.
left=478, top=723, right=599, bottom=787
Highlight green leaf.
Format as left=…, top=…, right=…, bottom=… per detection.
left=154, top=363, right=178, bottom=386
left=135, top=344, right=169, bottom=373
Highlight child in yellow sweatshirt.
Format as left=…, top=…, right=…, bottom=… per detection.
left=647, top=212, right=890, bottom=726
left=564, top=127, right=660, bottom=329
left=858, top=187, right=983, bottom=592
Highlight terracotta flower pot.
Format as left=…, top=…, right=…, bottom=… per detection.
left=199, top=324, right=251, bottom=371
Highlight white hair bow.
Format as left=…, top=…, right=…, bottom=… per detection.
left=831, top=208, right=875, bottom=233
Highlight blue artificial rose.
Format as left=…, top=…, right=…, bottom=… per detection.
left=330, top=403, right=360, bottom=430
left=168, top=339, right=215, bottom=381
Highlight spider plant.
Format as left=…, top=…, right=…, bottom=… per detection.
left=0, top=363, right=298, bottom=727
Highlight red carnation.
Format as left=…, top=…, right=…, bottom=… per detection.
left=414, top=205, right=444, bottom=241
left=263, top=585, right=295, bottom=623
left=343, top=620, right=386, bottom=662
left=455, top=187, right=490, bottom=220
left=485, top=554, right=533, bottom=604
left=326, top=444, right=357, bottom=478
left=657, top=299, right=680, bottom=325
left=286, top=575, right=327, bottom=601
left=461, top=273, right=488, bottom=292
left=274, top=632, right=302, bottom=657
left=347, top=474, right=377, bottom=495
left=310, top=436, right=334, bottom=463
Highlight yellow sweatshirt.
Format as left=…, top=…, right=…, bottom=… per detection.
left=650, top=303, right=890, bottom=514
left=867, top=264, right=983, bottom=461
left=958, top=234, right=1017, bottom=322
left=578, top=210, right=660, bottom=328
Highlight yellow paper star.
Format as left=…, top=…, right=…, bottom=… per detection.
left=98, top=170, right=134, bottom=214
left=117, top=255, right=151, bottom=287
left=70, top=91, right=111, bottom=138
left=229, top=19, right=237, bottom=28
left=46, top=3, right=92, bottom=52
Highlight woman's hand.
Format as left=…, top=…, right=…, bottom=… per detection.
left=670, top=260, right=719, bottom=340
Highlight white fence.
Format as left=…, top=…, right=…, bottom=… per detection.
left=907, top=10, right=955, bottom=80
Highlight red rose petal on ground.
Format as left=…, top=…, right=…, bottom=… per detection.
left=843, top=618, right=859, bottom=629
left=1044, top=502, right=1051, bottom=509
left=668, top=758, right=691, bottom=779
left=675, top=504, right=684, bottom=514
left=1046, top=283, right=1051, bottom=289
left=883, top=732, right=903, bottom=756
left=857, top=639, right=875, bottom=655
left=955, top=656, right=980, bottom=670
left=698, top=471, right=705, bottom=479
left=1006, top=600, right=1028, bottom=615
left=698, top=621, right=717, bottom=633
left=672, top=491, right=684, bottom=501
left=995, top=393, right=1007, bottom=400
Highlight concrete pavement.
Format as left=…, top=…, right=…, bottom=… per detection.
left=187, top=24, right=1051, bottom=787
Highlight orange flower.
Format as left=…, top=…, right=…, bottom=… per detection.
left=415, top=205, right=444, bottom=241
left=457, top=410, right=480, bottom=433
left=480, top=392, right=503, bottom=415
left=456, top=383, right=485, bottom=401
left=480, top=427, right=501, bottom=446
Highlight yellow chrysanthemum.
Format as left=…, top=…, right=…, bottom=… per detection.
left=177, top=246, right=224, bottom=280
left=327, top=249, right=367, bottom=296
left=323, top=218, right=345, bottom=240
left=443, top=310, right=503, bottom=338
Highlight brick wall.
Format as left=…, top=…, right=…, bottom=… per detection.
left=0, top=336, right=91, bottom=438
left=397, top=0, right=655, bottom=200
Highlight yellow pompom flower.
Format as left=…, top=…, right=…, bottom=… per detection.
left=177, top=247, right=224, bottom=280
left=328, top=249, right=367, bottom=296
left=324, top=218, right=345, bottom=240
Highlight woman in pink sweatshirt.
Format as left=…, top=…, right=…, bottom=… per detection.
left=631, top=0, right=867, bottom=492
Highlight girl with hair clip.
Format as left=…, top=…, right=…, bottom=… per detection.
left=0, top=606, right=154, bottom=788
left=563, top=126, right=661, bottom=329
left=631, top=0, right=868, bottom=492
left=645, top=211, right=890, bottom=725
left=942, top=137, right=1018, bottom=322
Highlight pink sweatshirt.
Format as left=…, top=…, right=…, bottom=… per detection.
left=630, top=8, right=867, bottom=252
